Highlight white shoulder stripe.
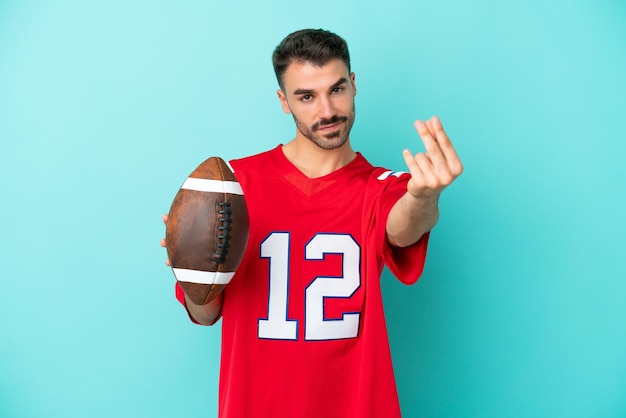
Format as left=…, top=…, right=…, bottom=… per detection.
left=181, top=178, right=243, bottom=195
left=377, top=170, right=407, bottom=180
left=173, top=268, right=235, bottom=285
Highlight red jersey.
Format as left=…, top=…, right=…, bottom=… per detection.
left=176, top=146, right=429, bottom=418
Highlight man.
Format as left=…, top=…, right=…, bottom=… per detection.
left=163, top=29, right=462, bottom=418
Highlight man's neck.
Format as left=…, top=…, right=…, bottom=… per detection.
left=281, top=138, right=357, bottom=179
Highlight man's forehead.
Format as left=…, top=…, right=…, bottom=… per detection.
left=283, top=59, right=350, bottom=92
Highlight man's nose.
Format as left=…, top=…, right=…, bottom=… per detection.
left=317, top=96, right=336, bottom=120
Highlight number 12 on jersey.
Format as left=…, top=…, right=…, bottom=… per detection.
left=258, top=232, right=362, bottom=341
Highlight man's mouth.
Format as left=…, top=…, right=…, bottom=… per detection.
left=318, top=122, right=341, bottom=131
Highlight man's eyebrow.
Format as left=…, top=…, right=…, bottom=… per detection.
left=292, top=77, right=348, bottom=96
left=293, top=87, right=314, bottom=96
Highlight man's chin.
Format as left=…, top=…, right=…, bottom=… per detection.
left=322, top=131, right=341, bottom=140
left=316, top=134, right=349, bottom=150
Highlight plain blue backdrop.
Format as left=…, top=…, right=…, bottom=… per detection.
left=1, top=1, right=625, bottom=417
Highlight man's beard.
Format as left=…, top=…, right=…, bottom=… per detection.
left=292, top=105, right=356, bottom=151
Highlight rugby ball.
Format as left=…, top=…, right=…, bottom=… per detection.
left=166, top=156, right=249, bottom=305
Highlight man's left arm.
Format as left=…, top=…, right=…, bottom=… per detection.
left=386, top=116, right=463, bottom=248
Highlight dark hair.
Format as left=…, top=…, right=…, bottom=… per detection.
left=272, top=29, right=351, bottom=89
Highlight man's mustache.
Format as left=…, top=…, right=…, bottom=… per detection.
left=311, top=115, right=348, bottom=131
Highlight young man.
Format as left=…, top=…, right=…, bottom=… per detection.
left=164, top=29, right=462, bottom=418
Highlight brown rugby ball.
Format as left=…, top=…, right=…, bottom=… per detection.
left=166, top=156, right=249, bottom=305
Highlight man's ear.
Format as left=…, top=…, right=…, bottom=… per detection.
left=277, top=89, right=291, bottom=114
left=350, top=72, right=357, bottom=97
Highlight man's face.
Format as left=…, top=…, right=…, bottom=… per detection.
left=277, top=59, right=356, bottom=150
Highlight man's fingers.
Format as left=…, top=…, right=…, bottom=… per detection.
left=161, top=214, right=171, bottom=266
left=425, top=118, right=437, bottom=138
left=430, top=117, right=464, bottom=176
left=402, top=148, right=424, bottom=179
left=407, top=117, right=464, bottom=196
left=414, top=119, right=447, bottom=169
left=414, top=153, right=440, bottom=188
left=416, top=117, right=463, bottom=179
left=403, top=149, right=439, bottom=190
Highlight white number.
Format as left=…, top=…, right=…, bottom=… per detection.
left=258, top=232, right=298, bottom=340
left=258, top=232, right=361, bottom=341
left=305, top=234, right=361, bottom=340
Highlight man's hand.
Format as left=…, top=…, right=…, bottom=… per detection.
left=403, top=116, right=463, bottom=200
left=161, top=214, right=171, bottom=266
left=386, top=116, right=463, bottom=248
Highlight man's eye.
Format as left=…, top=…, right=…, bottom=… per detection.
left=332, top=87, right=344, bottom=94
left=301, top=95, right=313, bottom=102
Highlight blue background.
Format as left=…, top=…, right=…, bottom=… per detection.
left=1, top=1, right=625, bottom=417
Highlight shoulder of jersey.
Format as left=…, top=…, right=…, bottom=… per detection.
left=376, top=169, right=408, bottom=181
left=230, top=147, right=279, bottom=174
